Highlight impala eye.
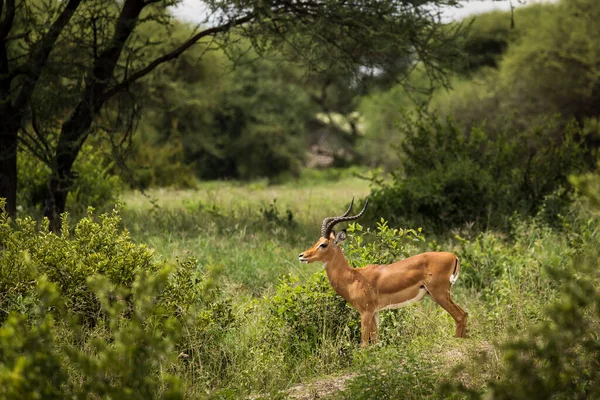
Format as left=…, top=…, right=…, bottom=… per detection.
left=319, top=243, right=328, bottom=249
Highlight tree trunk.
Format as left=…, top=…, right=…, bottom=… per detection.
left=0, top=126, right=18, bottom=217
left=43, top=106, right=92, bottom=232
left=42, top=0, right=147, bottom=232
left=0, top=36, right=18, bottom=217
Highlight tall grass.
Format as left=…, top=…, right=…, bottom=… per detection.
left=117, top=179, right=599, bottom=398
left=120, top=177, right=370, bottom=289
left=2, top=177, right=597, bottom=399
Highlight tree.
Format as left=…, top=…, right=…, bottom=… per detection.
left=0, top=0, right=463, bottom=230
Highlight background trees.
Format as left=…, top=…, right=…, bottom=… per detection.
left=0, top=0, right=462, bottom=230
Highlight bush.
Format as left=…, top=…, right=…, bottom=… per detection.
left=0, top=201, right=238, bottom=397
left=0, top=201, right=228, bottom=330
left=268, top=271, right=360, bottom=355
left=0, top=203, right=154, bottom=325
left=440, top=171, right=600, bottom=399
left=366, top=115, right=588, bottom=232
left=340, top=347, right=440, bottom=400
left=0, top=270, right=184, bottom=399
left=17, top=145, right=123, bottom=216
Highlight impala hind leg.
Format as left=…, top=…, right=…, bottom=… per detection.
left=429, top=289, right=468, bottom=338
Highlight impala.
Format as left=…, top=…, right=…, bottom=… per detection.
left=298, top=199, right=468, bottom=347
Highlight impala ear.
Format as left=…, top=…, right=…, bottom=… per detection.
left=334, top=230, right=347, bottom=246
left=329, top=230, right=336, bottom=240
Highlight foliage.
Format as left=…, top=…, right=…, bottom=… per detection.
left=340, top=346, right=440, bottom=400
left=0, top=268, right=184, bottom=399
left=0, top=203, right=153, bottom=325
left=452, top=4, right=545, bottom=74
left=0, top=201, right=226, bottom=330
left=427, top=0, right=600, bottom=151
left=442, top=204, right=600, bottom=399
left=17, top=145, right=123, bottom=216
left=366, top=115, right=588, bottom=232
left=345, top=220, right=425, bottom=267
left=268, top=272, right=360, bottom=355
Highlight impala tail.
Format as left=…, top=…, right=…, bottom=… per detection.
left=450, top=257, right=461, bottom=285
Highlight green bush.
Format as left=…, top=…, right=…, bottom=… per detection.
left=0, top=201, right=229, bottom=331
left=439, top=171, right=600, bottom=399
left=17, top=145, right=123, bottom=216
left=0, top=269, right=184, bottom=399
left=340, top=347, right=440, bottom=400
left=268, top=272, right=360, bottom=354
left=0, top=200, right=239, bottom=397
left=0, top=203, right=154, bottom=325
left=367, top=115, right=588, bottom=232
left=441, top=231, right=600, bottom=399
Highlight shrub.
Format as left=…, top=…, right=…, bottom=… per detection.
left=268, top=271, right=360, bottom=355
left=366, top=115, right=588, bottom=232
left=0, top=203, right=154, bottom=325
left=0, top=270, right=184, bottom=399
left=0, top=201, right=227, bottom=330
left=17, top=145, right=123, bottom=216
left=440, top=171, right=600, bottom=399
left=340, top=347, right=440, bottom=400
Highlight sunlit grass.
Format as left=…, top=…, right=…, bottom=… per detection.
left=113, top=177, right=598, bottom=398
left=120, top=177, right=370, bottom=289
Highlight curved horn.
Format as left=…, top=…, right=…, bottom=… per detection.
left=321, top=197, right=354, bottom=237
left=322, top=198, right=369, bottom=239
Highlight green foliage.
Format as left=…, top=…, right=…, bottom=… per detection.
left=452, top=4, right=545, bottom=74
left=438, top=171, right=600, bottom=399
left=428, top=0, right=600, bottom=151
left=268, top=272, right=360, bottom=354
left=0, top=269, right=184, bottom=399
left=17, top=145, right=123, bottom=216
left=366, top=115, right=587, bottom=232
left=340, top=347, right=440, bottom=400
left=345, top=220, right=425, bottom=267
left=134, top=41, right=314, bottom=183
left=0, top=204, right=153, bottom=325
left=0, top=201, right=224, bottom=329
left=443, top=232, right=600, bottom=399
left=0, top=277, right=66, bottom=399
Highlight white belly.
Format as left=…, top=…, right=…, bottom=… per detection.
left=378, top=288, right=427, bottom=311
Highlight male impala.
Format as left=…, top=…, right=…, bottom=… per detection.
left=299, top=199, right=468, bottom=347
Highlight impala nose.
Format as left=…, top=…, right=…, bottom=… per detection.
left=298, top=253, right=304, bottom=258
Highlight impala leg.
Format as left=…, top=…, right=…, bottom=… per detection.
left=370, top=313, right=379, bottom=345
left=360, top=312, right=374, bottom=348
left=430, top=290, right=468, bottom=338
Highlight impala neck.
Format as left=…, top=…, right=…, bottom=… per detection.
left=323, top=247, right=355, bottom=301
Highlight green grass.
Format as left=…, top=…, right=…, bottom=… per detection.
left=114, top=178, right=600, bottom=398
left=4, top=177, right=592, bottom=399
left=120, top=177, right=371, bottom=289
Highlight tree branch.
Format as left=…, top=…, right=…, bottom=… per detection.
left=12, top=0, right=82, bottom=110
left=102, top=13, right=255, bottom=100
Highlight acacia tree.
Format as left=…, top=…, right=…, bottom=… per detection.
left=0, top=0, right=462, bottom=230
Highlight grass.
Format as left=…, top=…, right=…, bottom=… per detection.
left=120, top=176, right=371, bottom=289
left=114, top=178, right=600, bottom=398
left=4, top=176, right=594, bottom=399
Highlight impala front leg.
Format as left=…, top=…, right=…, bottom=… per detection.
left=360, top=311, right=374, bottom=348
left=370, top=312, right=379, bottom=345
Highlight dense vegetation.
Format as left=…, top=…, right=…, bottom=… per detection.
left=1, top=0, right=600, bottom=398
